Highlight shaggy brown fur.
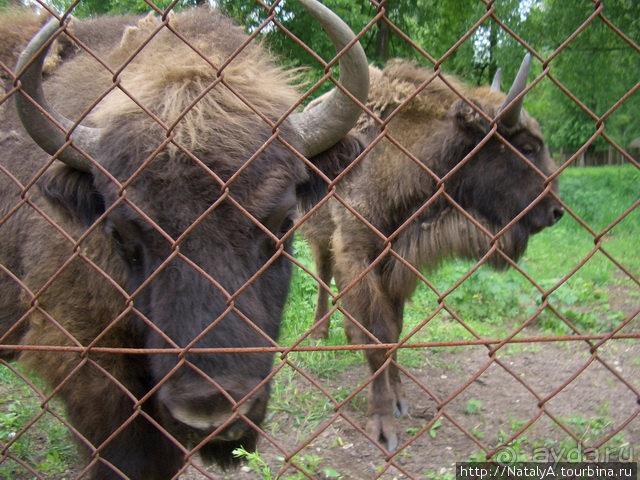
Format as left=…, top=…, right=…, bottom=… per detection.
left=298, top=59, right=563, bottom=451
left=0, top=7, right=333, bottom=480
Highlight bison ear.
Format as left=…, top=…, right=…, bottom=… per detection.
left=452, top=99, right=490, bottom=137
left=296, top=134, right=364, bottom=212
left=38, top=165, right=105, bottom=226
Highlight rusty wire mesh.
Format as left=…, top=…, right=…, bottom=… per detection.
left=0, top=0, right=638, bottom=479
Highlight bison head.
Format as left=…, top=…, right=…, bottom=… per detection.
left=13, top=0, right=368, bottom=470
left=428, top=54, right=564, bottom=268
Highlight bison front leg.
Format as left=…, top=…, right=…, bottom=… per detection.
left=386, top=300, right=409, bottom=419
left=361, top=300, right=409, bottom=452
left=389, top=350, right=409, bottom=418
left=333, top=239, right=405, bottom=451
left=363, top=348, right=400, bottom=452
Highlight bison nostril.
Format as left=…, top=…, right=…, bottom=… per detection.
left=552, top=206, right=565, bottom=224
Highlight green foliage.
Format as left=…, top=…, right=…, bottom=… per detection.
left=267, top=367, right=334, bottom=434
left=215, top=0, right=512, bottom=89
left=282, top=452, right=323, bottom=480
left=524, top=0, right=640, bottom=152
left=234, top=445, right=340, bottom=480
left=48, top=0, right=204, bottom=16
left=429, top=418, right=442, bottom=438
left=280, top=239, right=362, bottom=376
left=232, top=447, right=274, bottom=480
left=559, top=165, right=640, bottom=231
left=465, top=399, right=484, bottom=415
left=322, top=467, right=344, bottom=479
left=424, top=469, right=456, bottom=480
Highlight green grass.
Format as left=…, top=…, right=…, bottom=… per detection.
left=279, top=239, right=363, bottom=374
left=0, top=363, right=79, bottom=480
left=471, top=413, right=633, bottom=464
left=233, top=446, right=346, bottom=480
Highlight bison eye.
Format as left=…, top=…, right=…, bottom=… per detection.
left=118, top=240, right=144, bottom=267
left=520, top=144, right=538, bottom=156
left=259, top=212, right=295, bottom=259
left=108, top=223, right=145, bottom=268
left=277, top=216, right=294, bottom=239
left=129, top=246, right=143, bottom=266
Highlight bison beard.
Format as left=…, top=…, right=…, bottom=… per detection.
left=0, top=2, right=368, bottom=479
left=299, top=57, right=564, bottom=451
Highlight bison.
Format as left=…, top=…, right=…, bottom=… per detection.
left=298, top=55, right=564, bottom=451
left=0, top=2, right=368, bottom=479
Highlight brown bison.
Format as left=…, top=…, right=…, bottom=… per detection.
left=298, top=55, right=564, bottom=451
left=0, top=2, right=368, bottom=479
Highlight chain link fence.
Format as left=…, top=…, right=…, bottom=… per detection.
left=0, top=0, right=638, bottom=479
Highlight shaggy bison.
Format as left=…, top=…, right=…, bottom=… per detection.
left=298, top=55, right=564, bottom=451
left=0, top=2, right=368, bottom=479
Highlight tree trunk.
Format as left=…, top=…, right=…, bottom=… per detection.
left=375, top=7, right=391, bottom=63
left=487, top=21, right=498, bottom=85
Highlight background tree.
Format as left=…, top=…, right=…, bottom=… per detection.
left=522, top=0, right=640, bottom=154
left=46, top=0, right=205, bottom=16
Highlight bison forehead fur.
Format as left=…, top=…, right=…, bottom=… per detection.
left=90, top=9, right=304, bottom=161
left=0, top=4, right=368, bottom=479
left=298, top=57, right=563, bottom=451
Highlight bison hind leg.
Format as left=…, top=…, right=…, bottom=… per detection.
left=309, top=239, right=334, bottom=339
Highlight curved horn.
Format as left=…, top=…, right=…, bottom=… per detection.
left=490, top=67, right=502, bottom=91
left=497, top=53, right=531, bottom=128
left=15, top=18, right=101, bottom=172
left=290, top=0, right=369, bottom=157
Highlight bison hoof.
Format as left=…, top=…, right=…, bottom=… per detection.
left=310, top=321, right=330, bottom=339
left=366, top=413, right=398, bottom=452
left=394, top=399, right=409, bottom=418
